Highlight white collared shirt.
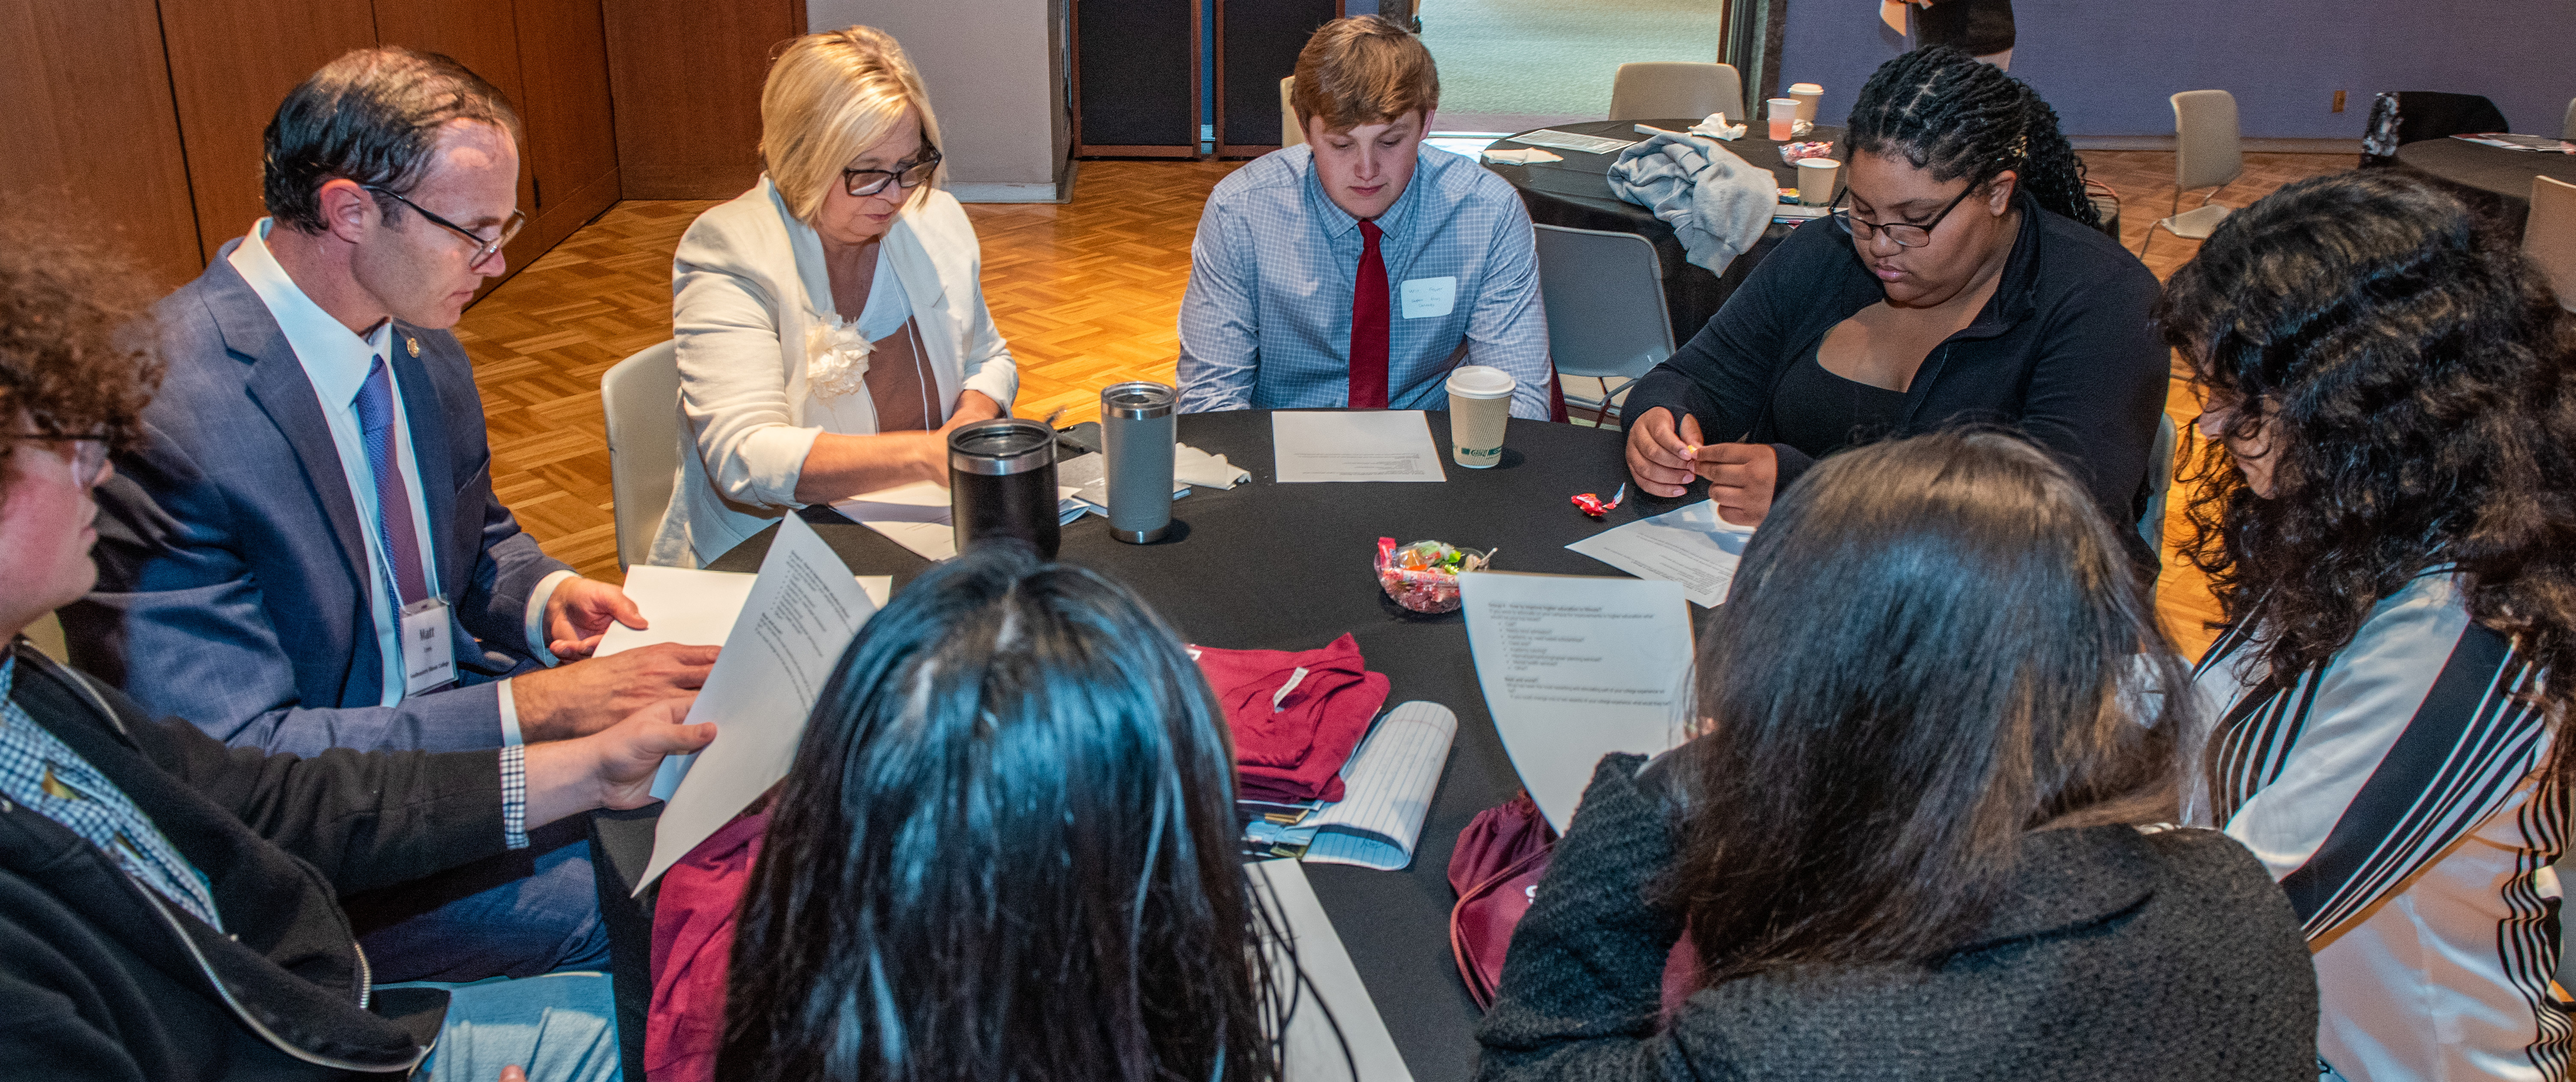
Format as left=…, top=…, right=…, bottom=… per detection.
left=229, top=220, right=557, bottom=742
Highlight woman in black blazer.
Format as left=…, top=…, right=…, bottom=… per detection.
left=1621, top=48, right=2165, bottom=574
left=1477, top=431, right=2318, bottom=1082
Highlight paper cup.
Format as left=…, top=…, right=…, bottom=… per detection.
left=1797, top=158, right=1840, bottom=206
left=1789, top=83, right=1823, bottom=123
left=1445, top=366, right=1516, bottom=469
left=1765, top=97, right=1798, bottom=141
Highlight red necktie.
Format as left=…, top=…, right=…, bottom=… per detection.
left=1347, top=220, right=1390, bottom=409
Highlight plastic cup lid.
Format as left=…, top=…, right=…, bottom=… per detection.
left=1790, top=83, right=1823, bottom=93
left=1446, top=365, right=1516, bottom=399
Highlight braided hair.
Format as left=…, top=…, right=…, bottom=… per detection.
left=1845, top=46, right=2099, bottom=228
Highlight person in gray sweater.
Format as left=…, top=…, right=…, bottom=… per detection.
left=1476, top=430, right=2318, bottom=1082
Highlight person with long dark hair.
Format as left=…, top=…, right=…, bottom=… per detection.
left=1478, top=430, right=2317, bottom=1081
left=701, top=545, right=1284, bottom=1082
left=2160, top=171, right=2576, bottom=1082
left=1620, top=47, right=2166, bottom=575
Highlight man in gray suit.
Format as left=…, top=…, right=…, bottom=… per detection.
left=66, top=47, right=716, bottom=982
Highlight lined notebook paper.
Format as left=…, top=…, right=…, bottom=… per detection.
left=1301, top=701, right=1458, bottom=870
left=1505, top=129, right=1639, bottom=156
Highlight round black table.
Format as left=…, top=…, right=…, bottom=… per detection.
left=2395, top=137, right=2576, bottom=238
left=703, top=410, right=1705, bottom=1082
left=1483, top=119, right=1843, bottom=350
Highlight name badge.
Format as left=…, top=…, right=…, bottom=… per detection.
left=400, top=597, right=457, bottom=696
left=1400, top=276, right=1458, bottom=319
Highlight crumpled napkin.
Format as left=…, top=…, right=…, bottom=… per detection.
left=1688, top=113, right=1747, bottom=140
left=1176, top=443, right=1249, bottom=489
left=1483, top=146, right=1563, bottom=165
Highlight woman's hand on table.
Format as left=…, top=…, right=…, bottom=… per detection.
left=1625, top=407, right=1704, bottom=498
left=790, top=392, right=1009, bottom=501
left=1701, top=443, right=1777, bottom=526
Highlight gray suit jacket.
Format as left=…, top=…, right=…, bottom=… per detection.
left=64, top=240, right=571, bottom=754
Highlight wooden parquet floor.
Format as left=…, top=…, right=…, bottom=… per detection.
left=454, top=150, right=2355, bottom=661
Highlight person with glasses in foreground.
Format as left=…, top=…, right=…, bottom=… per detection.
left=2163, top=172, right=2576, bottom=1082
left=1619, top=47, right=2166, bottom=576
left=0, top=222, right=715, bottom=1082
left=649, top=26, right=1017, bottom=567
left=65, top=47, right=717, bottom=984
left=1478, top=429, right=2318, bottom=1082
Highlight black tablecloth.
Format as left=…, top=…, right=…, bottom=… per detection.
left=2395, top=137, right=2576, bottom=238
left=592, top=410, right=1710, bottom=1082
left=1484, top=119, right=1840, bottom=351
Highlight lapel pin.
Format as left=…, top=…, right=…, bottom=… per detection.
left=406, top=337, right=420, bottom=357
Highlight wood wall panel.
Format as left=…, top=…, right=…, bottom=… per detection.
left=512, top=0, right=619, bottom=216
left=0, top=0, right=205, bottom=284
left=605, top=0, right=798, bottom=199
left=158, top=0, right=378, bottom=259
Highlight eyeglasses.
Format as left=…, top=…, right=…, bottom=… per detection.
left=362, top=185, right=525, bottom=270
left=14, top=433, right=110, bottom=488
left=1828, top=178, right=1987, bottom=250
left=842, top=145, right=943, bottom=198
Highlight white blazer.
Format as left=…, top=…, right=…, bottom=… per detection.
left=648, top=177, right=1018, bottom=567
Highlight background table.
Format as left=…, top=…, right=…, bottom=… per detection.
left=1483, top=119, right=1842, bottom=350
left=593, top=410, right=1714, bottom=1082
left=2395, top=137, right=2576, bottom=238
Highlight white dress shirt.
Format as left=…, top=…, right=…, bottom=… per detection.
left=228, top=220, right=567, bottom=742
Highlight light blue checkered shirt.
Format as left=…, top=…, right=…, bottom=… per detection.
left=0, top=654, right=224, bottom=929
left=1176, top=145, right=1552, bottom=420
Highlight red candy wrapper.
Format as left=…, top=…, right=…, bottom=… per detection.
left=1374, top=537, right=1494, bottom=614
left=1571, top=482, right=1628, bottom=518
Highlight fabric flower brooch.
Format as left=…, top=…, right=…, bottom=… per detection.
left=805, top=312, right=872, bottom=400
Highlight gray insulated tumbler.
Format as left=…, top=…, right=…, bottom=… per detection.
left=948, top=418, right=1060, bottom=558
left=1101, top=381, right=1175, bottom=544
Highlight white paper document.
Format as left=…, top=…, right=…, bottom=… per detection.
left=598, top=566, right=889, bottom=658
left=1249, top=860, right=1416, bottom=1082
left=1272, top=411, right=1446, bottom=483
left=1564, top=499, right=1757, bottom=607
left=1459, top=572, right=1695, bottom=831
left=638, top=514, right=879, bottom=891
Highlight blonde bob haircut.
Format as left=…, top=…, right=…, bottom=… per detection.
left=761, top=26, right=945, bottom=225
left=1290, top=16, right=1440, bottom=136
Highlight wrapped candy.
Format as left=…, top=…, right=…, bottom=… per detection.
left=1779, top=140, right=1835, bottom=164
left=1374, top=537, right=1493, bottom=614
left=1571, top=482, right=1628, bottom=518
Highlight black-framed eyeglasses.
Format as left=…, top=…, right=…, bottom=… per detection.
left=13, top=432, right=111, bottom=488
left=362, top=185, right=525, bottom=270
left=842, top=145, right=943, bottom=198
left=1828, top=176, right=1987, bottom=250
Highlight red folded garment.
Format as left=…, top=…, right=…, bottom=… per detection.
left=1193, top=633, right=1388, bottom=804
left=647, top=805, right=770, bottom=1082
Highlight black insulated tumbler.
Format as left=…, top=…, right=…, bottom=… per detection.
left=948, top=418, right=1060, bottom=558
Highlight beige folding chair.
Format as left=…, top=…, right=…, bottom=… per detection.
left=1282, top=77, right=1305, bottom=148
left=601, top=340, right=683, bottom=571
left=2562, top=97, right=2576, bottom=142
left=1607, top=62, right=1746, bottom=125
left=1533, top=224, right=1675, bottom=426
left=2138, top=413, right=2178, bottom=559
left=2141, top=90, right=2242, bottom=260
left=2525, top=175, right=2576, bottom=314
left=24, top=612, right=67, bottom=662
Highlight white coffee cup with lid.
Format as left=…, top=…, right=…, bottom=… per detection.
left=1445, top=366, right=1517, bottom=469
left=1789, top=83, right=1824, bottom=124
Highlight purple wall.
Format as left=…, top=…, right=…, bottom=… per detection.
left=1780, top=0, right=2576, bottom=140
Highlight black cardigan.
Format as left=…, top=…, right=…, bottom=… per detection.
left=1474, top=755, right=2320, bottom=1082
left=0, top=642, right=511, bottom=1079
left=1619, top=193, right=2168, bottom=572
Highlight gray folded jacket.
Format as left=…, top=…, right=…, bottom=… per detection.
left=1606, top=132, right=1777, bottom=275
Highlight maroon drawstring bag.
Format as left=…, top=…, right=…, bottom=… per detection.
left=1447, top=791, right=1699, bottom=1015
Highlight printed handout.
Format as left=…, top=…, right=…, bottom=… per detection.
left=1460, top=571, right=1695, bottom=831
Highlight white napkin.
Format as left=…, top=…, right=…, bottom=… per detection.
left=1175, top=443, right=1250, bottom=489
left=1689, top=113, right=1747, bottom=141
left=1483, top=146, right=1564, bottom=165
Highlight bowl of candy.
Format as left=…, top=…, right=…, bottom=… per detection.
left=1375, top=537, right=1493, bottom=615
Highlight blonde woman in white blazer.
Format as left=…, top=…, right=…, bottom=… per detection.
left=649, top=27, right=1017, bottom=568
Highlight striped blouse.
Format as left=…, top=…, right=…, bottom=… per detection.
left=2188, top=572, right=2567, bottom=1082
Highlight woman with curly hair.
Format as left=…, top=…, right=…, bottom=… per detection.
left=1620, top=46, right=2165, bottom=576
left=2160, top=170, right=2576, bottom=1082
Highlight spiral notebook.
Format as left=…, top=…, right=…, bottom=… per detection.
left=1243, top=701, right=1458, bottom=870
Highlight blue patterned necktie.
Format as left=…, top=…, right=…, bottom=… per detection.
left=353, top=355, right=430, bottom=605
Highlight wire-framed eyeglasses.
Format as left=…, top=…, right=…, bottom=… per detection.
left=14, top=432, right=111, bottom=488
left=1827, top=177, right=1988, bottom=250
left=362, top=185, right=525, bottom=270
left=842, top=145, right=943, bottom=198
